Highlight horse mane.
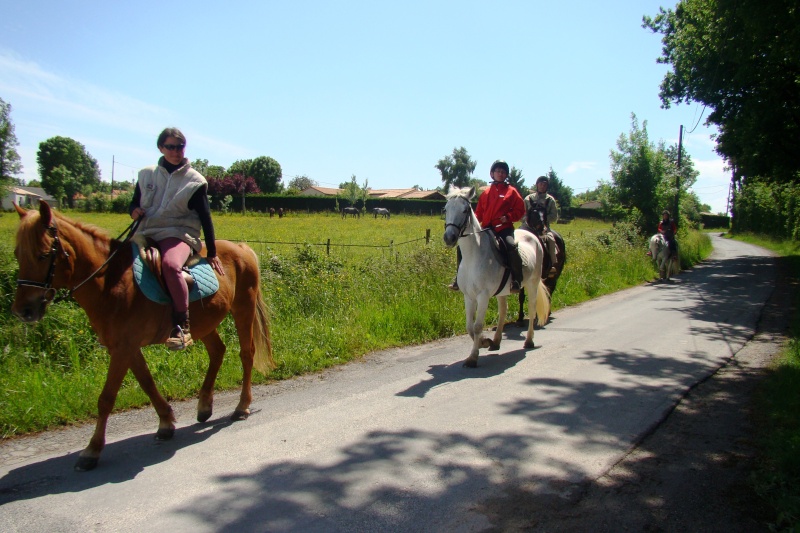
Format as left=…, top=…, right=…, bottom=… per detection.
left=18, top=208, right=113, bottom=265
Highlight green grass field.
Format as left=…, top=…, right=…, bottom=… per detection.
left=0, top=209, right=705, bottom=437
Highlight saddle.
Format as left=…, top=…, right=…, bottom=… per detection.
left=132, top=235, right=199, bottom=294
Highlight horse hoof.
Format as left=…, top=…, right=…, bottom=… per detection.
left=463, top=359, right=478, bottom=368
left=524, top=340, right=535, bottom=349
left=155, top=427, right=175, bottom=441
left=197, top=410, right=212, bottom=423
left=488, top=342, right=500, bottom=351
left=231, top=410, right=250, bottom=421
left=74, top=456, right=99, bottom=472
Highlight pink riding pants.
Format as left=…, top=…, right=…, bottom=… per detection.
left=158, top=237, right=192, bottom=314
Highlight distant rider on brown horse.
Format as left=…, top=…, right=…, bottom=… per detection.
left=523, top=176, right=560, bottom=277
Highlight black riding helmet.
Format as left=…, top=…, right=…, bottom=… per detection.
left=490, top=160, right=510, bottom=176
left=536, top=175, right=549, bottom=185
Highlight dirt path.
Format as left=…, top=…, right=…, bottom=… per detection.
left=479, top=255, right=796, bottom=532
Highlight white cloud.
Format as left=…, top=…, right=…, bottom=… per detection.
left=565, top=161, right=596, bottom=173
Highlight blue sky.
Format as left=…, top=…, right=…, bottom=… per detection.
left=0, top=1, right=731, bottom=214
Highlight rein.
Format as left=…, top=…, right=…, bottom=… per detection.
left=17, top=218, right=141, bottom=304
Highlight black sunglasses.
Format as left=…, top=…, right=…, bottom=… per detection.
left=163, top=143, right=185, bottom=151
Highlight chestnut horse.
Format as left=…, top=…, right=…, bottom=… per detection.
left=11, top=202, right=274, bottom=471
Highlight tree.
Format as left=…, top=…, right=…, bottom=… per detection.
left=338, top=175, right=369, bottom=210
left=229, top=156, right=283, bottom=193
left=207, top=174, right=260, bottom=210
left=287, top=175, right=317, bottom=192
left=607, top=114, right=672, bottom=232
left=192, top=159, right=226, bottom=179
left=508, top=167, right=528, bottom=197
left=543, top=167, right=574, bottom=213
left=37, top=136, right=101, bottom=208
left=0, top=97, right=23, bottom=198
left=643, top=0, right=800, bottom=182
left=435, top=147, right=477, bottom=192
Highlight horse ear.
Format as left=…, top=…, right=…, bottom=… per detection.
left=13, top=202, right=28, bottom=219
left=39, top=200, right=53, bottom=227
left=468, top=186, right=476, bottom=200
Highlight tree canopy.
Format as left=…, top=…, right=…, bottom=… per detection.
left=0, top=97, right=22, bottom=194
left=643, top=0, right=800, bottom=182
left=287, top=175, right=317, bottom=192
left=435, top=147, right=477, bottom=192
left=604, top=114, right=699, bottom=231
left=37, top=136, right=101, bottom=208
left=228, top=156, right=283, bottom=193
left=542, top=168, right=574, bottom=212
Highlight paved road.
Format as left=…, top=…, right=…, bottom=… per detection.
left=0, top=235, right=775, bottom=532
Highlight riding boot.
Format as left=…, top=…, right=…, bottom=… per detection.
left=166, top=311, right=194, bottom=351
left=508, top=243, right=523, bottom=294
left=547, top=236, right=558, bottom=278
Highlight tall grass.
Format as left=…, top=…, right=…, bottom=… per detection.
left=0, top=210, right=707, bottom=437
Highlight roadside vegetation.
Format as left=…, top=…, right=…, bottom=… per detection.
left=727, top=233, right=800, bottom=530
left=0, top=210, right=708, bottom=438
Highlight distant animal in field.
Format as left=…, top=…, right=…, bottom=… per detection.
left=278, top=207, right=285, bottom=218
left=341, top=207, right=360, bottom=219
left=373, top=207, right=390, bottom=219
left=269, top=208, right=275, bottom=218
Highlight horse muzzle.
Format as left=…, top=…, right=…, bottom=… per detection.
left=443, top=227, right=460, bottom=248
left=11, top=293, right=51, bottom=323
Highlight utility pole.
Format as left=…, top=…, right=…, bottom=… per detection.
left=111, top=155, right=115, bottom=196
left=674, top=125, right=683, bottom=221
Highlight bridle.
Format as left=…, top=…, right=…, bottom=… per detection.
left=444, top=196, right=489, bottom=238
left=16, top=218, right=141, bottom=304
left=16, top=222, right=67, bottom=303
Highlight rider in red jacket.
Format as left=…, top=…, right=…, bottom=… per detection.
left=449, top=160, right=525, bottom=293
left=658, top=209, right=678, bottom=255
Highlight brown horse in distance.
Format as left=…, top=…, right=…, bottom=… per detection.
left=11, top=202, right=274, bottom=471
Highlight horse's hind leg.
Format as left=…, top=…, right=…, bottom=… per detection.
left=489, top=296, right=508, bottom=351
left=197, top=330, right=226, bottom=423
left=231, top=308, right=257, bottom=421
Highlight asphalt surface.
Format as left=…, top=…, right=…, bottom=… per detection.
left=0, top=235, right=777, bottom=532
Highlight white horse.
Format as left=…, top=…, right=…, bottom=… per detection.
left=443, top=186, right=550, bottom=368
left=649, top=233, right=679, bottom=280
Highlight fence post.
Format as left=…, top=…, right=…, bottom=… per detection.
left=326, top=238, right=331, bottom=255
left=426, top=229, right=430, bottom=244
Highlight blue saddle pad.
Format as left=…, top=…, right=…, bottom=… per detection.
left=131, top=244, right=220, bottom=305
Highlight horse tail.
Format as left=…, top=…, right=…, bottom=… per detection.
left=244, top=245, right=274, bottom=374
left=535, top=278, right=551, bottom=325
left=253, top=287, right=274, bottom=374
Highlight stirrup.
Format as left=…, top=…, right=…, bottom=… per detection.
left=448, top=281, right=460, bottom=291
left=166, top=325, right=193, bottom=351
left=510, top=280, right=521, bottom=294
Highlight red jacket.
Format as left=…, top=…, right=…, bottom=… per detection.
left=658, top=220, right=677, bottom=236
left=475, top=182, right=525, bottom=233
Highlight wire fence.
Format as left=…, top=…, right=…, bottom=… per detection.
left=242, top=229, right=433, bottom=262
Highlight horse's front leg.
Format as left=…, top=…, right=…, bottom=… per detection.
left=464, top=293, right=491, bottom=368
left=75, top=349, right=136, bottom=471
left=489, top=295, right=508, bottom=351
left=128, top=348, right=176, bottom=440
left=197, top=330, right=226, bottom=423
